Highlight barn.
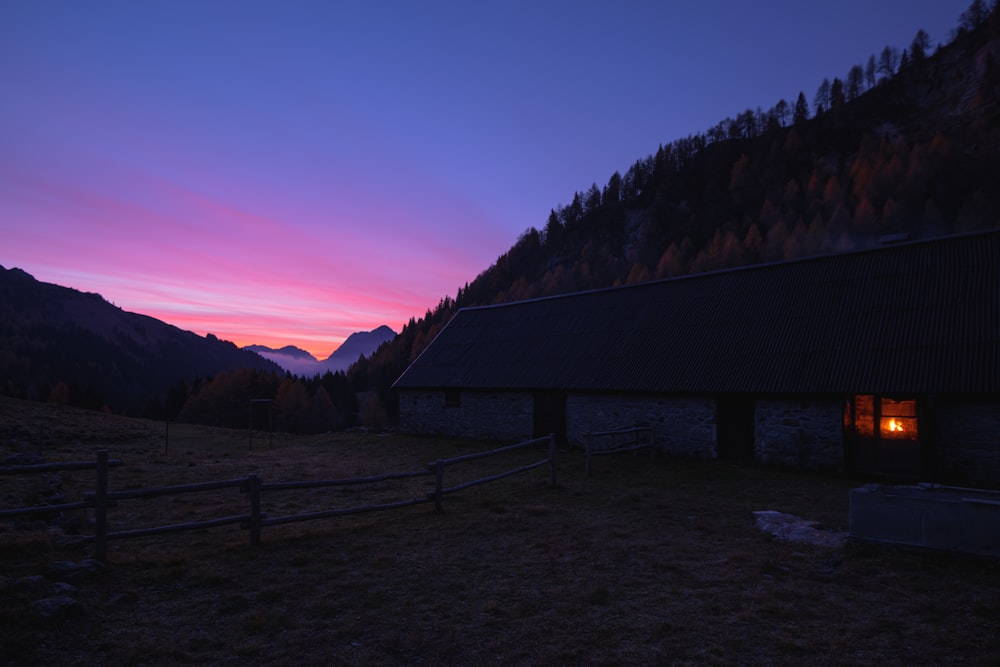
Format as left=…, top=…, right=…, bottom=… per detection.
left=393, top=230, right=1000, bottom=484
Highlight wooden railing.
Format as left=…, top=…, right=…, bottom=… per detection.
left=1, top=435, right=556, bottom=560
left=585, top=426, right=655, bottom=475
left=0, top=452, right=123, bottom=521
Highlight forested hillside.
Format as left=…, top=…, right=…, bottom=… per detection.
left=0, top=267, right=281, bottom=416
left=362, top=3, right=1000, bottom=422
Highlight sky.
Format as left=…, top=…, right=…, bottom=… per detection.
left=1, top=1, right=973, bottom=358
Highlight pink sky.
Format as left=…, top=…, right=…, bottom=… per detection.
left=1, top=138, right=507, bottom=357
left=1, top=1, right=971, bottom=358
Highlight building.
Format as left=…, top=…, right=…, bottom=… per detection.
left=393, top=231, right=1000, bottom=483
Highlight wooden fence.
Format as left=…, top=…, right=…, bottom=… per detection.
left=0, top=453, right=123, bottom=523
left=1, top=435, right=556, bottom=561
left=585, top=426, right=655, bottom=475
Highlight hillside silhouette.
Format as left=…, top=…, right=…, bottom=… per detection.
left=0, top=266, right=281, bottom=415
left=363, top=3, right=1000, bottom=422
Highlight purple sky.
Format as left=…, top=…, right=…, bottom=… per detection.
left=1, top=1, right=971, bottom=357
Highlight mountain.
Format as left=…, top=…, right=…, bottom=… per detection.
left=246, top=325, right=397, bottom=376
left=0, top=265, right=281, bottom=415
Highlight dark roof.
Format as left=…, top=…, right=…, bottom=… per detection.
left=394, top=231, right=1000, bottom=395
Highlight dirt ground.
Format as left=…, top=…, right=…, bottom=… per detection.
left=2, top=397, right=998, bottom=666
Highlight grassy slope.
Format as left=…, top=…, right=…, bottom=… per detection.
left=1, top=396, right=998, bottom=666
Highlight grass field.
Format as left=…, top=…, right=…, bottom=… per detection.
left=2, top=396, right=999, bottom=666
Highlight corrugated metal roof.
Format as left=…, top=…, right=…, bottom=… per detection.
left=394, top=231, right=1000, bottom=395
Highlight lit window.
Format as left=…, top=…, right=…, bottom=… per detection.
left=847, top=395, right=918, bottom=441
left=879, top=398, right=917, bottom=440
left=854, top=395, right=875, bottom=438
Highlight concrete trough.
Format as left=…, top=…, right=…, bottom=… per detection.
left=850, top=483, right=1000, bottom=558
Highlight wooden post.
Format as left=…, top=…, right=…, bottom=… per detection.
left=94, top=449, right=108, bottom=562
left=585, top=432, right=592, bottom=476
left=248, top=403, right=253, bottom=451
left=247, top=475, right=262, bottom=547
left=549, top=433, right=557, bottom=485
left=164, top=420, right=169, bottom=455
left=432, top=461, right=444, bottom=512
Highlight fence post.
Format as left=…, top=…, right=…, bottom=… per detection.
left=247, top=474, right=262, bottom=547
left=585, top=432, right=592, bottom=477
left=432, top=461, right=444, bottom=512
left=94, top=449, right=108, bottom=562
left=549, top=434, right=557, bottom=485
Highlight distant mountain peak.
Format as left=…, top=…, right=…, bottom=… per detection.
left=245, top=326, right=397, bottom=376
left=323, top=326, right=397, bottom=363
left=245, top=344, right=317, bottom=361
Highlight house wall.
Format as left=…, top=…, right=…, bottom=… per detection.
left=397, top=389, right=533, bottom=442
left=755, top=398, right=844, bottom=471
left=936, top=398, right=1000, bottom=484
left=566, top=394, right=716, bottom=459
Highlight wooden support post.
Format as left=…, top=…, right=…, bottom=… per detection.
left=549, top=433, right=557, bottom=485
left=94, top=449, right=108, bottom=562
left=247, top=474, right=262, bottom=547
left=432, top=461, right=444, bottom=513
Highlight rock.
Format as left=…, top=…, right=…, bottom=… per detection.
left=51, top=582, right=79, bottom=595
left=31, top=595, right=84, bottom=620
left=10, top=575, right=50, bottom=594
left=47, top=558, right=105, bottom=582
left=753, top=510, right=847, bottom=548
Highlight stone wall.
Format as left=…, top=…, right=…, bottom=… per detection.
left=397, top=390, right=533, bottom=442
left=566, top=394, right=716, bottom=459
left=936, top=398, right=1000, bottom=484
left=755, top=398, right=844, bottom=471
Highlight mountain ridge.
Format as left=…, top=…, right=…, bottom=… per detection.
left=0, top=265, right=282, bottom=415
left=245, top=325, right=397, bottom=376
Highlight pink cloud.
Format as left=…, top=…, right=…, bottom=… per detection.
left=1, top=144, right=506, bottom=359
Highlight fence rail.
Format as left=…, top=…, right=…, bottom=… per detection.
left=585, top=426, right=655, bottom=475
left=0, top=455, right=122, bottom=521
left=1, top=435, right=556, bottom=560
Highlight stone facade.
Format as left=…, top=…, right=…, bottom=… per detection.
left=397, top=390, right=532, bottom=442
left=935, top=398, right=1000, bottom=484
left=755, top=398, right=844, bottom=471
left=566, top=393, right=716, bottom=459
left=398, top=390, right=999, bottom=482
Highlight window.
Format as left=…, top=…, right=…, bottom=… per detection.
left=846, top=395, right=918, bottom=441
left=854, top=395, right=875, bottom=438
left=444, top=389, right=461, bottom=408
left=879, top=397, right=917, bottom=441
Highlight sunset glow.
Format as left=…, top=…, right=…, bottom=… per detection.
left=1, top=2, right=968, bottom=358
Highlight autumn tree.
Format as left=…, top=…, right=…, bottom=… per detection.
left=773, top=98, right=789, bottom=126
left=830, top=78, right=846, bottom=111
left=847, top=65, right=864, bottom=100
left=910, top=29, right=932, bottom=63
left=960, top=0, right=991, bottom=31
left=602, top=171, right=622, bottom=204
left=814, top=78, right=831, bottom=114
left=878, top=46, right=900, bottom=80
left=793, top=91, right=809, bottom=124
